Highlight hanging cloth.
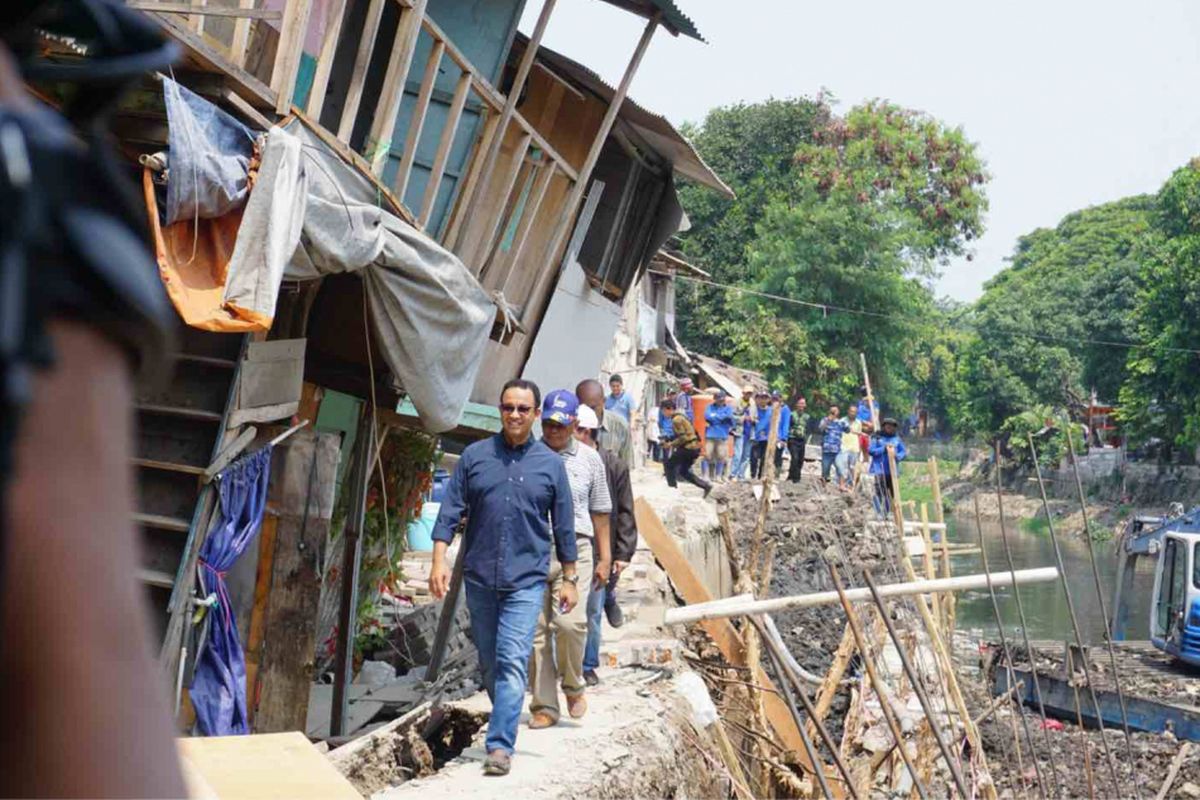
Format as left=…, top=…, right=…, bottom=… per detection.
left=190, top=446, right=273, bottom=736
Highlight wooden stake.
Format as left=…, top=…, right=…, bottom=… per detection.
left=828, top=564, right=928, bottom=800
left=808, top=624, right=855, bottom=741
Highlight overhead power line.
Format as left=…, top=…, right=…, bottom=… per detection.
left=652, top=270, right=1200, bottom=357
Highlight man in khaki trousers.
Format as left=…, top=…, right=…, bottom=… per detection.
left=530, top=391, right=612, bottom=727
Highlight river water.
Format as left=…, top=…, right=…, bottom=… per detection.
left=946, top=513, right=1155, bottom=643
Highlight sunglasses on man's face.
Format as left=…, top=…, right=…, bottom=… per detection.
left=500, top=403, right=534, bottom=416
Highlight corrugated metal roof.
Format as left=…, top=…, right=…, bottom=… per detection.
left=597, top=0, right=705, bottom=41
left=516, top=35, right=734, bottom=199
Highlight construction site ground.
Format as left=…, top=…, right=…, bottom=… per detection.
left=327, top=458, right=1200, bottom=799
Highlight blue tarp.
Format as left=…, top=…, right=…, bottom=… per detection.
left=163, top=77, right=258, bottom=226
left=190, top=446, right=273, bottom=736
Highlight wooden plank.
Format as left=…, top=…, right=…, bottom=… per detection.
left=229, top=401, right=299, bottom=429
left=336, top=0, right=386, bottom=142
left=134, top=457, right=206, bottom=476
left=230, top=0, right=255, bottom=67
left=453, top=0, right=556, bottom=246
left=139, top=568, right=176, bottom=588
left=203, top=425, right=258, bottom=482
left=305, top=0, right=349, bottom=120
left=177, top=731, right=361, bottom=799
left=141, top=10, right=276, bottom=110
left=525, top=14, right=658, bottom=329
left=244, top=512, right=279, bottom=726
left=419, top=69, right=471, bottom=226
left=252, top=432, right=340, bottom=734
left=134, top=512, right=192, bottom=533
left=272, top=0, right=316, bottom=115
left=126, top=2, right=281, bottom=19
left=366, top=0, right=429, bottom=175
left=633, top=498, right=819, bottom=764
left=493, top=159, right=557, bottom=292
left=473, top=132, right=531, bottom=276
left=443, top=109, right=500, bottom=250
left=137, top=403, right=223, bottom=423
left=393, top=38, right=445, bottom=201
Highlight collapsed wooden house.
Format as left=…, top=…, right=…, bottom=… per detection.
left=36, top=0, right=733, bottom=735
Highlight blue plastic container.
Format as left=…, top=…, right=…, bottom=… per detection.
left=406, top=501, right=440, bottom=552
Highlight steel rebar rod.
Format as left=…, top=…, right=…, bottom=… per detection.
left=993, top=446, right=1063, bottom=798
left=861, top=570, right=971, bottom=799
left=1026, top=435, right=1124, bottom=798
left=753, top=619, right=837, bottom=800
left=973, top=496, right=1037, bottom=800
left=751, top=615, right=861, bottom=800
left=828, top=563, right=929, bottom=800
left=1063, top=426, right=1142, bottom=800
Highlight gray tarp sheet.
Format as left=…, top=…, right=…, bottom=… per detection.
left=223, top=121, right=494, bottom=433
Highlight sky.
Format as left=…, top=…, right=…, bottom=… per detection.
left=518, top=0, right=1200, bottom=301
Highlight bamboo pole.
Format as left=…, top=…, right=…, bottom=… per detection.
left=828, top=564, right=928, bottom=800
left=972, top=495, right=1045, bottom=800
left=861, top=570, right=970, bottom=799
left=666, top=568, right=1060, bottom=625
left=1063, top=425, right=1142, bottom=800
left=897, top=554, right=998, bottom=800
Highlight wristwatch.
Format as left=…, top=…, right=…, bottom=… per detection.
left=563, top=574, right=580, bottom=586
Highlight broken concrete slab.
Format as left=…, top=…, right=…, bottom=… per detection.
left=306, top=684, right=381, bottom=739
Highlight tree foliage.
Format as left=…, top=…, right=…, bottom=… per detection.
left=1119, top=161, right=1200, bottom=450
left=956, top=196, right=1153, bottom=435
left=675, top=97, right=988, bottom=414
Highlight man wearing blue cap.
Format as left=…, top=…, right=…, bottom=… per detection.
left=530, top=389, right=612, bottom=730
left=429, top=379, right=577, bottom=776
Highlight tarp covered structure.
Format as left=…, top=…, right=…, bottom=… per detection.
left=146, top=80, right=495, bottom=432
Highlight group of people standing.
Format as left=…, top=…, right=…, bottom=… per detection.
left=655, top=378, right=909, bottom=515
left=429, top=376, right=639, bottom=777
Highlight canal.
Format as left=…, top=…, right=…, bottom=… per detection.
left=947, top=513, right=1155, bottom=643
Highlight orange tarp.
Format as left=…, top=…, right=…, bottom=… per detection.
left=142, top=168, right=268, bottom=333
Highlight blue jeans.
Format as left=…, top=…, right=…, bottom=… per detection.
left=583, top=572, right=619, bottom=671
left=730, top=436, right=749, bottom=479
left=464, top=580, right=545, bottom=754
left=821, top=451, right=838, bottom=481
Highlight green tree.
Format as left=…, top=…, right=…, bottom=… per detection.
left=737, top=100, right=988, bottom=410
left=959, top=195, right=1153, bottom=436
left=1119, top=161, right=1200, bottom=451
left=675, top=97, right=832, bottom=357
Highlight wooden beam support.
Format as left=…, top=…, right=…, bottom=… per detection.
left=305, top=0, right=349, bottom=120
left=473, top=132, right=531, bottom=276
left=230, top=0, right=255, bottom=67
left=634, top=499, right=828, bottom=783
left=329, top=410, right=374, bottom=737
left=366, top=0, right=429, bottom=175
left=393, top=38, right=445, bottom=201
left=453, top=0, right=557, bottom=245
left=443, top=109, right=499, bottom=250
left=524, top=13, right=658, bottom=328
left=492, top=160, right=556, bottom=293
left=128, top=2, right=281, bottom=19
left=419, top=69, right=471, bottom=227
left=272, top=0, right=316, bottom=115
left=336, top=0, right=386, bottom=142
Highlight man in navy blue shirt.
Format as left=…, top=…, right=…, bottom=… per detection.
left=429, top=379, right=577, bottom=777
